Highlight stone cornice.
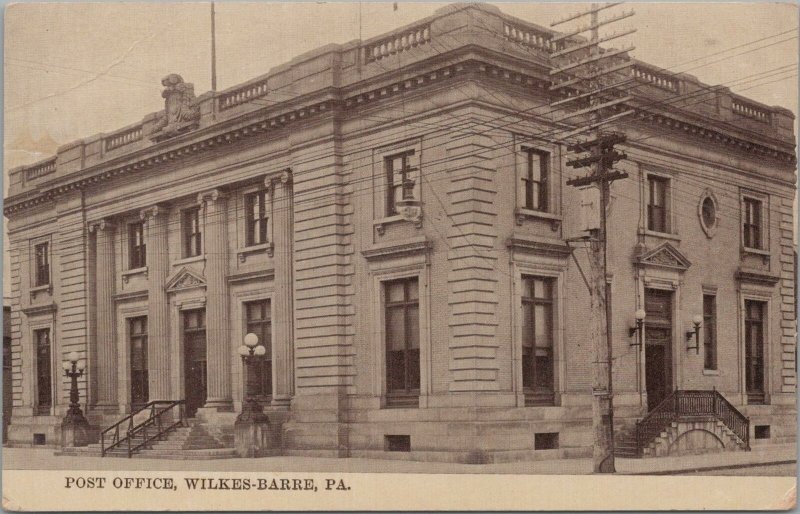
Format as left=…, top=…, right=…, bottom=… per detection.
left=735, top=268, right=781, bottom=287
left=5, top=50, right=796, bottom=217
left=506, top=235, right=572, bottom=258
left=362, top=237, right=432, bottom=261
left=21, top=302, right=57, bottom=316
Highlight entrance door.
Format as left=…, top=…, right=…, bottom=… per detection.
left=744, top=300, right=766, bottom=404
left=182, top=309, right=207, bottom=418
left=644, top=289, right=673, bottom=411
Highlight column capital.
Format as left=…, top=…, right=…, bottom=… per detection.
left=279, top=167, right=293, bottom=185
left=197, top=188, right=226, bottom=205
left=264, top=168, right=293, bottom=191
left=139, top=204, right=169, bottom=222
left=87, top=218, right=115, bottom=233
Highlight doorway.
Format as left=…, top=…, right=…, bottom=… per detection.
left=182, top=309, right=207, bottom=418
left=644, top=289, right=673, bottom=411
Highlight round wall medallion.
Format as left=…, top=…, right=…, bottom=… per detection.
left=698, top=190, right=719, bottom=238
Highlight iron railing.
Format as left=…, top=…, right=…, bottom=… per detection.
left=635, top=390, right=750, bottom=457
left=101, top=400, right=185, bottom=458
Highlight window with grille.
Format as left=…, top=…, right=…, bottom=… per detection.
left=384, top=277, right=420, bottom=406
left=522, top=276, right=555, bottom=405
left=521, top=148, right=549, bottom=212
left=743, top=197, right=763, bottom=250
left=34, top=242, right=50, bottom=287
left=182, top=207, right=202, bottom=258
left=34, top=328, right=52, bottom=414
left=703, top=295, right=717, bottom=370
left=244, top=191, right=269, bottom=246
left=245, top=300, right=272, bottom=398
left=385, top=151, right=418, bottom=216
left=647, top=175, right=669, bottom=233
left=128, top=222, right=146, bottom=269
left=129, top=316, right=149, bottom=407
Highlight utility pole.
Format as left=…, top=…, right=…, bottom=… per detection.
left=549, top=3, right=635, bottom=473
left=211, top=2, right=217, bottom=92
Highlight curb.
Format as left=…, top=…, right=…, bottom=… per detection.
left=626, top=459, right=797, bottom=475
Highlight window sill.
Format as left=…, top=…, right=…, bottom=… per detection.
left=742, top=246, right=770, bottom=256
left=639, top=228, right=681, bottom=242
left=515, top=208, right=561, bottom=231
left=702, top=369, right=720, bottom=376
left=174, top=255, right=205, bottom=266
left=374, top=213, right=421, bottom=235
left=122, top=267, right=148, bottom=284
left=237, top=242, right=273, bottom=263
left=29, top=284, right=51, bottom=294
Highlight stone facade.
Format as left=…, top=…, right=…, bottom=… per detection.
left=4, top=4, right=796, bottom=461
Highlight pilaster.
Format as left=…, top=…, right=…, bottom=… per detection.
left=141, top=205, right=171, bottom=401
left=270, top=170, right=295, bottom=406
left=88, top=219, right=117, bottom=410
left=198, top=189, right=232, bottom=410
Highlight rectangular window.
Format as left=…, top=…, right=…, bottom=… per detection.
left=521, top=276, right=555, bottom=405
left=34, top=242, right=50, bottom=287
left=128, top=222, right=146, bottom=269
left=703, top=295, right=717, bottom=370
left=34, top=328, right=52, bottom=414
left=521, top=149, right=549, bottom=212
left=244, top=191, right=269, bottom=247
left=647, top=175, right=668, bottom=233
left=182, top=207, right=202, bottom=258
left=384, top=277, right=420, bottom=405
left=385, top=151, right=417, bottom=216
left=129, top=316, right=149, bottom=407
left=744, top=300, right=766, bottom=404
left=245, top=300, right=272, bottom=398
left=743, top=197, right=762, bottom=249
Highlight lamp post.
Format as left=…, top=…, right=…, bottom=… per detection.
left=237, top=333, right=268, bottom=423
left=60, top=352, right=91, bottom=447
left=234, top=333, right=271, bottom=457
left=686, top=314, right=703, bottom=354
left=629, top=309, right=646, bottom=348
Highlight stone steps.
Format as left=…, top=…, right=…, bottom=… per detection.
left=60, top=418, right=234, bottom=458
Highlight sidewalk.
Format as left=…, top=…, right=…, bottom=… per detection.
left=2, top=443, right=795, bottom=475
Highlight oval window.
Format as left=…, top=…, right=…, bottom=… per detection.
left=698, top=192, right=718, bottom=237
left=701, top=197, right=716, bottom=227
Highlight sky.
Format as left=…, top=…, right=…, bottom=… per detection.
left=3, top=2, right=799, bottom=294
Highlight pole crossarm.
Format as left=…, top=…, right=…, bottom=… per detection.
left=550, top=2, right=624, bottom=27
left=550, top=46, right=635, bottom=76
left=551, top=29, right=637, bottom=58
left=550, top=61, right=633, bottom=91
left=551, top=10, right=635, bottom=42
left=559, top=109, right=635, bottom=140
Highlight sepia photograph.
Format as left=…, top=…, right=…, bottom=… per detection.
left=2, top=2, right=797, bottom=511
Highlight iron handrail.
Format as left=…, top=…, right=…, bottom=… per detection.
left=125, top=401, right=185, bottom=458
left=100, top=400, right=184, bottom=457
left=635, top=390, right=750, bottom=456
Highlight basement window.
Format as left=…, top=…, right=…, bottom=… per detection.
left=384, top=435, right=411, bottom=452
left=754, top=425, right=771, bottom=439
left=33, top=433, right=46, bottom=445
left=534, top=432, right=559, bottom=450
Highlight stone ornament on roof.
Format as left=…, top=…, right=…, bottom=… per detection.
left=150, top=74, right=200, bottom=141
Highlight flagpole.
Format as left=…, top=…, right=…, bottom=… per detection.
left=211, top=2, right=217, bottom=92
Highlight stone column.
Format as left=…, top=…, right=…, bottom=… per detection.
left=141, top=205, right=171, bottom=401
left=271, top=170, right=294, bottom=406
left=199, top=189, right=232, bottom=410
left=89, top=219, right=117, bottom=411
